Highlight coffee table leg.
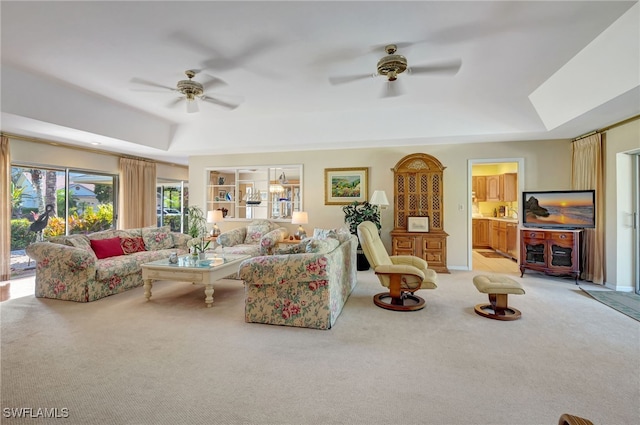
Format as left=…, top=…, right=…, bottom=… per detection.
left=204, top=284, right=214, bottom=307
left=144, top=279, right=153, bottom=301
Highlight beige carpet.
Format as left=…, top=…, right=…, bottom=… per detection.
left=1, top=270, right=638, bottom=425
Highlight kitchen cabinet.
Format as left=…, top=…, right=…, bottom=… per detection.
left=472, top=176, right=487, bottom=201
left=506, top=222, right=518, bottom=258
left=490, top=221, right=507, bottom=253
left=391, top=153, right=448, bottom=273
left=486, top=175, right=501, bottom=201
left=520, top=228, right=583, bottom=283
left=483, top=173, right=517, bottom=202
left=472, top=219, right=490, bottom=248
left=502, top=173, right=518, bottom=202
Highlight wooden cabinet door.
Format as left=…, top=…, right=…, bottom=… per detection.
left=547, top=232, right=576, bottom=271
left=502, top=173, right=517, bottom=202
left=486, top=175, right=500, bottom=201
left=472, top=176, right=487, bottom=201
left=392, top=236, right=415, bottom=257
left=473, top=219, right=490, bottom=248
left=506, top=223, right=518, bottom=258
left=497, top=221, right=507, bottom=252
left=490, top=221, right=499, bottom=250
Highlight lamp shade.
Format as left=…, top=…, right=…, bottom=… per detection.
left=291, top=211, right=308, bottom=225
left=369, top=190, right=389, bottom=206
left=207, top=210, right=224, bottom=223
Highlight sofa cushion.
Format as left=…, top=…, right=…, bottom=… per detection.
left=244, top=224, right=271, bottom=244
left=90, top=237, right=125, bottom=259
left=305, top=238, right=339, bottom=254
left=87, top=229, right=121, bottom=241
left=65, top=234, right=93, bottom=251
left=142, top=227, right=174, bottom=251
left=313, top=227, right=351, bottom=243
left=121, top=237, right=146, bottom=254
left=276, top=242, right=307, bottom=255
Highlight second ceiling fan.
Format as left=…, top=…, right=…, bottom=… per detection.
left=328, top=44, right=462, bottom=97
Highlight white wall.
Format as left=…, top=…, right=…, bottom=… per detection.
left=604, top=120, right=640, bottom=290
left=9, top=138, right=188, bottom=182
left=189, top=139, right=573, bottom=270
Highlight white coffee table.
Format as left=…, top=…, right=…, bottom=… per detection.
left=141, top=254, right=250, bottom=307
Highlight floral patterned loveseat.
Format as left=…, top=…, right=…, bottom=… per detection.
left=216, top=219, right=289, bottom=256
left=25, top=226, right=191, bottom=302
left=238, top=229, right=358, bottom=330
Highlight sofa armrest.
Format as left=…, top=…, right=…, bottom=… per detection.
left=171, top=232, right=192, bottom=250
left=26, top=242, right=98, bottom=280
left=239, top=252, right=329, bottom=285
left=217, top=227, right=247, bottom=247
left=259, top=227, right=289, bottom=255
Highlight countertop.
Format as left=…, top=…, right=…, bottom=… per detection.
left=472, top=215, right=519, bottom=223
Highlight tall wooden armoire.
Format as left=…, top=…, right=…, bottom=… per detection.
left=390, top=153, right=449, bottom=273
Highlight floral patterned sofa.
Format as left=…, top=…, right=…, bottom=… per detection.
left=216, top=220, right=289, bottom=256
left=238, top=229, right=358, bottom=330
left=25, top=226, right=191, bottom=302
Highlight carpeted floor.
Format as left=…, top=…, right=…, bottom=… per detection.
left=1, top=270, right=639, bottom=425
left=580, top=288, right=640, bottom=322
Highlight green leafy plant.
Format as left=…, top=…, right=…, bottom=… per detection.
left=342, top=201, right=381, bottom=236
left=186, top=206, right=207, bottom=238
left=187, top=237, right=210, bottom=254
left=186, top=206, right=209, bottom=254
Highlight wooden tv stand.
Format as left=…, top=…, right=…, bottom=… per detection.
left=519, top=228, right=583, bottom=284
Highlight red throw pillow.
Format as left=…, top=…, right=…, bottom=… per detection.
left=90, top=237, right=124, bottom=259
left=121, top=237, right=146, bottom=254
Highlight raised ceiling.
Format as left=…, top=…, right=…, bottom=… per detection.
left=1, top=1, right=639, bottom=165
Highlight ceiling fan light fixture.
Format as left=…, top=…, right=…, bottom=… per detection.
left=177, top=70, right=204, bottom=99
left=376, top=44, right=408, bottom=81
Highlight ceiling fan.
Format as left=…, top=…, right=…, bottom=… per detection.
left=328, top=44, right=462, bottom=97
left=131, top=70, right=241, bottom=113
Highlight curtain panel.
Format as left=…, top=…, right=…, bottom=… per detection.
left=571, top=133, right=604, bottom=284
left=1, top=136, right=11, bottom=281
left=119, top=158, right=157, bottom=229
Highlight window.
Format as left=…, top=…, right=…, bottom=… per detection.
left=10, top=165, right=117, bottom=249
left=157, top=179, right=187, bottom=232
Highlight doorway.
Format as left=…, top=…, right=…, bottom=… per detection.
left=468, top=158, right=525, bottom=273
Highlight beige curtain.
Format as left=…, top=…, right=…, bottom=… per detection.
left=119, top=158, right=157, bottom=229
left=1, top=136, right=11, bottom=281
left=571, top=133, right=604, bottom=284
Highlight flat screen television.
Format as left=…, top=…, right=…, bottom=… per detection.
left=522, top=190, right=596, bottom=229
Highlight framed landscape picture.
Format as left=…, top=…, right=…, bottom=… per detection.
left=324, top=167, right=368, bottom=205
left=408, top=216, right=430, bottom=232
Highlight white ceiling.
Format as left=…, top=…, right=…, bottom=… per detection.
left=2, top=1, right=639, bottom=166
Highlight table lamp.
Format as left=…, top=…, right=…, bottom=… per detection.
left=207, top=210, right=224, bottom=236
left=369, top=190, right=389, bottom=228
left=291, top=211, right=308, bottom=240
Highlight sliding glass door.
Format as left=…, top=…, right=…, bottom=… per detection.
left=10, top=165, right=117, bottom=249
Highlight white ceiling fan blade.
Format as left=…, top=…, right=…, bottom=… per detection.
left=328, top=73, right=376, bottom=85
left=131, top=77, right=175, bottom=91
left=167, top=97, right=183, bottom=109
left=200, top=74, right=228, bottom=91
left=409, top=59, right=463, bottom=76
left=186, top=99, right=199, bottom=114
left=202, top=96, right=241, bottom=111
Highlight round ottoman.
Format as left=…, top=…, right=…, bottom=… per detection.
left=473, top=274, right=525, bottom=321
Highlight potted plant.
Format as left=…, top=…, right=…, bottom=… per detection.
left=186, top=206, right=210, bottom=258
left=342, top=201, right=381, bottom=271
